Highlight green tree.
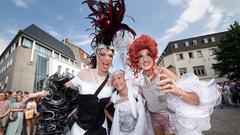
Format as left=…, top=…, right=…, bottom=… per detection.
left=213, top=21, right=240, bottom=81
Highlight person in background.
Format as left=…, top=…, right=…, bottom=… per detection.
left=0, top=92, right=11, bottom=135
left=25, top=97, right=39, bottom=135
left=5, top=95, right=25, bottom=135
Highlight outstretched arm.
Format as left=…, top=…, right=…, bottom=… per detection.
left=23, top=90, right=49, bottom=102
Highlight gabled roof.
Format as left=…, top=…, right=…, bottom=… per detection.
left=22, top=24, right=75, bottom=59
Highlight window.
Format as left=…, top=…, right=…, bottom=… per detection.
left=5, top=76, right=8, bottom=83
left=179, top=68, right=187, bottom=76
left=70, top=60, right=74, bottom=65
left=185, top=41, right=189, bottom=47
left=203, top=38, right=208, bottom=43
left=188, top=52, right=194, bottom=59
left=0, top=58, right=3, bottom=64
left=36, top=44, right=52, bottom=56
left=211, top=37, right=215, bottom=42
left=11, top=44, right=15, bottom=53
left=193, top=40, right=197, bottom=45
left=61, top=55, right=68, bottom=63
left=174, top=43, right=178, bottom=48
left=193, top=66, right=206, bottom=76
left=176, top=53, right=184, bottom=60
left=5, top=52, right=9, bottom=60
left=34, top=55, right=48, bottom=90
left=197, top=51, right=203, bottom=57
left=22, top=37, right=33, bottom=48
left=6, top=61, right=9, bottom=68
left=54, top=52, right=59, bottom=59
left=9, top=59, right=12, bottom=66
left=209, top=48, right=217, bottom=55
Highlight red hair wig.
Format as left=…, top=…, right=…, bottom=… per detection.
left=127, top=35, right=158, bottom=76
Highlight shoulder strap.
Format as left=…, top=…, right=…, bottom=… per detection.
left=94, top=73, right=110, bottom=97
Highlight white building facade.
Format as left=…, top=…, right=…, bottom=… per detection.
left=159, top=32, right=227, bottom=82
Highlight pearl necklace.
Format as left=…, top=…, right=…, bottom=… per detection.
left=93, top=70, right=107, bottom=84
left=144, top=73, right=155, bottom=84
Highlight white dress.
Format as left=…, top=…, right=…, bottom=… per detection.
left=137, top=73, right=221, bottom=135
left=110, top=90, right=145, bottom=135
left=69, top=70, right=113, bottom=135
left=167, top=73, right=221, bottom=135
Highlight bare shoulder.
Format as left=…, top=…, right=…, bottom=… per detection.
left=77, top=69, right=92, bottom=76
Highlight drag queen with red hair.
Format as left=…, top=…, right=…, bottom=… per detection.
left=128, top=35, right=221, bottom=135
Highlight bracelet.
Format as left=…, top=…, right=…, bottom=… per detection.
left=179, top=89, right=186, bottom=99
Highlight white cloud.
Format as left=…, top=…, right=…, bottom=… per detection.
left=179, top=0, right=210, bottom=23
left=56, top=15, right=64, bottom=21
left=205, top=0, right=240, bottom=32
left=12, top=0, right=29, bottom=9
left=167, top=0, right=182, bottom=5
left=160, top=0, right=210, bottom=43
left=205, top=6, right=223, bottom=31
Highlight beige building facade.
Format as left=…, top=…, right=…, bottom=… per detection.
left=159, top=32, right=228, bottom=82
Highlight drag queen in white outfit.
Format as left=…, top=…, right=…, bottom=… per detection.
left=128, top=35, right=221, bottom=135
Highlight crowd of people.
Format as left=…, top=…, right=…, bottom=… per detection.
left=217, top=82, right=240, bottom=108
left=0, top=91, right=39, bottom=135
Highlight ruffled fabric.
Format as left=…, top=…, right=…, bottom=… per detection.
left=167, top=73, right=221, bottom=135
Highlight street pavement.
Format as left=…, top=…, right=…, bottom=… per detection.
left=204, top=106, right=240, bottom=135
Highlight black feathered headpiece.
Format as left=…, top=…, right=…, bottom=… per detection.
left=83, top=0, right=136, bottom=52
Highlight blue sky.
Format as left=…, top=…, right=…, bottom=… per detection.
left=0, top=0, right=240, bottom=69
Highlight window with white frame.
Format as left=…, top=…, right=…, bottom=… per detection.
left=5, top=52, right=9, bottom=60
left=6, top=61, right=9, bottom=68
left=211, top=37, right=216, bottom=42
left=11, top=44, right=15, bottom=53
left=61, top=55, right=68, bottom=63
left=70, top=60, right=74, bottom=65
left=179, top=68, right=187, bottom=76
left=185, top=41, right=189, bottom=47
left=193, top=40, right=197, bottom=45
left=22, top=37, right=33, bottom=48
left=197, top=51, right=203, bottom=57
left=176, top=53, right=184, bottom=60
left=174, top=43, right=178, bottom=48
left=54, top=52, right=59, bottom=59
left=203, top=38, right=208, bottom=43
left=5, top=76, right=8, bottom=83
left=9, top=59, right=12, bottom=66
left=193, top=66, right=206, bottom=76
